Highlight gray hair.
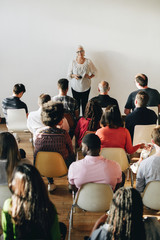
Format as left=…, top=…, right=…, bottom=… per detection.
left=98, top=81, right=109, bottom=94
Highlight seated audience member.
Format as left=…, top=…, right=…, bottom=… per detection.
left=75, top=100, right=102, bottom=147
left=125, top=91, right=157, bottom=141
left=34, top=101, right=75, bottom=192
left=124, top=73, right=160, bottom=115
left=89, top=187, right=160, bottom=240
left=91, top=81, right=119, bottom=109
left=52, top=78, right=79, bottom=120
left=136, top=126, right=160, bottom=193
left=0, top=132, right=31, bottom=184
left=27, top=93, right=69, bottom=141
left=2, top=83, right=28, bottom=120
left=52, top=78, right=79, bottom=138
left=96, top=105, right=145, bottom=154
left=1, top=164, right=67, bottom=240
left=68, top=134, right=123, bottom=192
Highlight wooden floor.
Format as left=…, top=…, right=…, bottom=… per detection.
left=1, top=123, right=160, bottom=240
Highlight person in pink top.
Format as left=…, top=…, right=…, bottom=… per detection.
left=96, top=105, right=145, bottom=154
left=68, top=133, right=123, bottom=191
left=75, top=100, right=102, bottom=147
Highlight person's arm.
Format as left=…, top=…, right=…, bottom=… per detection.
left=125, top=128, right=145, bottom=154
left=136, top=163, right=145, bottom=193
left=65, top=131, right=74, bottom=157
left=75, top=109, right=79, bottom=120
left=158, top=104, right=160, bottom=114
left=50, top=207, right=61, bottom=240
left=67, top=61, right=79, bottom=80
left=2, top=199, right=14, bottom=240
left=90, top=214, right=108, bottom=236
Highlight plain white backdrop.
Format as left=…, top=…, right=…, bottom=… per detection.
left=0, top=0, right=160, bottom=115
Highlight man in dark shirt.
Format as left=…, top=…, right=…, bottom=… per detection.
left=2, top=83, right=28, bottom=120
left=91, top=81, right=119, bottom=109
left=125, top=91, right=157, bottom=141
left=124, top=74, right=160, bottom=115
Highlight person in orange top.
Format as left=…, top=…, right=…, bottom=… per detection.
left=96, top=105, right=144, bottom=154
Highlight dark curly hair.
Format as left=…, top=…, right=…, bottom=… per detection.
left=41, top=100, right=64, bottom=127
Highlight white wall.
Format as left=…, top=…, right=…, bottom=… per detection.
left=0, top=0, right=160, bottom=115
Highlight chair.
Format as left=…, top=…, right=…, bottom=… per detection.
left=64, top=112, right=75, bottom=129
left=7, top=108, right=29, bottom=132
left=35, top=151, right=68, bottom=178
left=68, top=183, right=113, bottom=240
left=142, top=181, right=160, bottom=210
left=7, top=109, right=34, bottom=151
left=147, top=106, right=158, bottom=116
left=133, top=124, right=157, bottom=152
left=0, top=185, right=11, bottom=208
left=100, top=147, right=133, bottom=186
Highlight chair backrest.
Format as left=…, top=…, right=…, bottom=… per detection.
left=133, top=124, right=157, bottom=147
left=100, top=147, right=129, bottom=172
left=35, top=151, right=68, bottom=178
left=0, top=185, right=11, bottom=208
left=142, top=181, right=160, bottom=210
left=64, top=112, right=75, bottom=129
left=75, top=183, right=113, bottom=212
left=7, top=108, right=28, bottom=131
left=147, top=106, right=159, bottom=116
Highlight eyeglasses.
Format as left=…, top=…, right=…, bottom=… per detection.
left=76, top=50, right=84, bottom=54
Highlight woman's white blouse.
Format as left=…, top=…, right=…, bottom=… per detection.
left=67, top=58, right=97, bottom=92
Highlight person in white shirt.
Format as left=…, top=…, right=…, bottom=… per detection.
left=27, top=94, right=69, bottom=141
left=68, top=45, right=97, bottom=115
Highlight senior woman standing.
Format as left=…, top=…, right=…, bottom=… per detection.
left=68, top=45, right=97, bottom=115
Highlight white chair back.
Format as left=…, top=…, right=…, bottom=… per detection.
left=76, top=183, right=113, bottom=212
left=100, top=147, right=129, bottom=172
left=142, top=181, right=160, bottom=210
left=7, top=109, right=28, bottom=131
left=0, top=185, right=11, bottom=208
left=133, top=124, right=157, bottom=150
left=147, top=106, right=158, bottom=116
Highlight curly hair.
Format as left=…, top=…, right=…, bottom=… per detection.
left=10, top=164, right=57, bottom=239
left=84, top=100, right=102, bottom=131
left=107, top=187, right=145, bottom=240
left=41, top=100, right=64, bottom=127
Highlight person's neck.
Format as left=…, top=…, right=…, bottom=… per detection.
left=100, top=92, right=108, bottom=95
left=12, top=94, right=19, bottom=98
left=138, top=86, right=148, bottom=89
left=59, top=91, right=67, bottom=96
left=154, top=145, right=160, bottom=156
left=87, top=150, right=100, bottom=156
left=77, top=57, right=85, bottom=64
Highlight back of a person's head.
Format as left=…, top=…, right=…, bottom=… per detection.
left=107, top=187, right=145, bottom=240
left=82, top=133, right=101, bottom=150
left=13, top=83, right=26, bottom=94
left=98, top=81, right=109, bottom=94
left=100, top=105, right=123, bottom=128
left=136, top=91, right=149, bottom=107
left=38, top=93, right=51, bottom=107
left=58, top=78, right=69, bottom=91
left=151, top=126, right=160, bottom=147
left=41, top=100, right=64, bottom=127
left=84, top=100, right=102, bottom=131
left=0, top=132, right=21, bottom=182
left=10, top=164, right=56, bottom=238
left=135, top=74, right=148, bottom=87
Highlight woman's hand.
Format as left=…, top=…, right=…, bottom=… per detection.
left=72, top=74, right=79, bottom=80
